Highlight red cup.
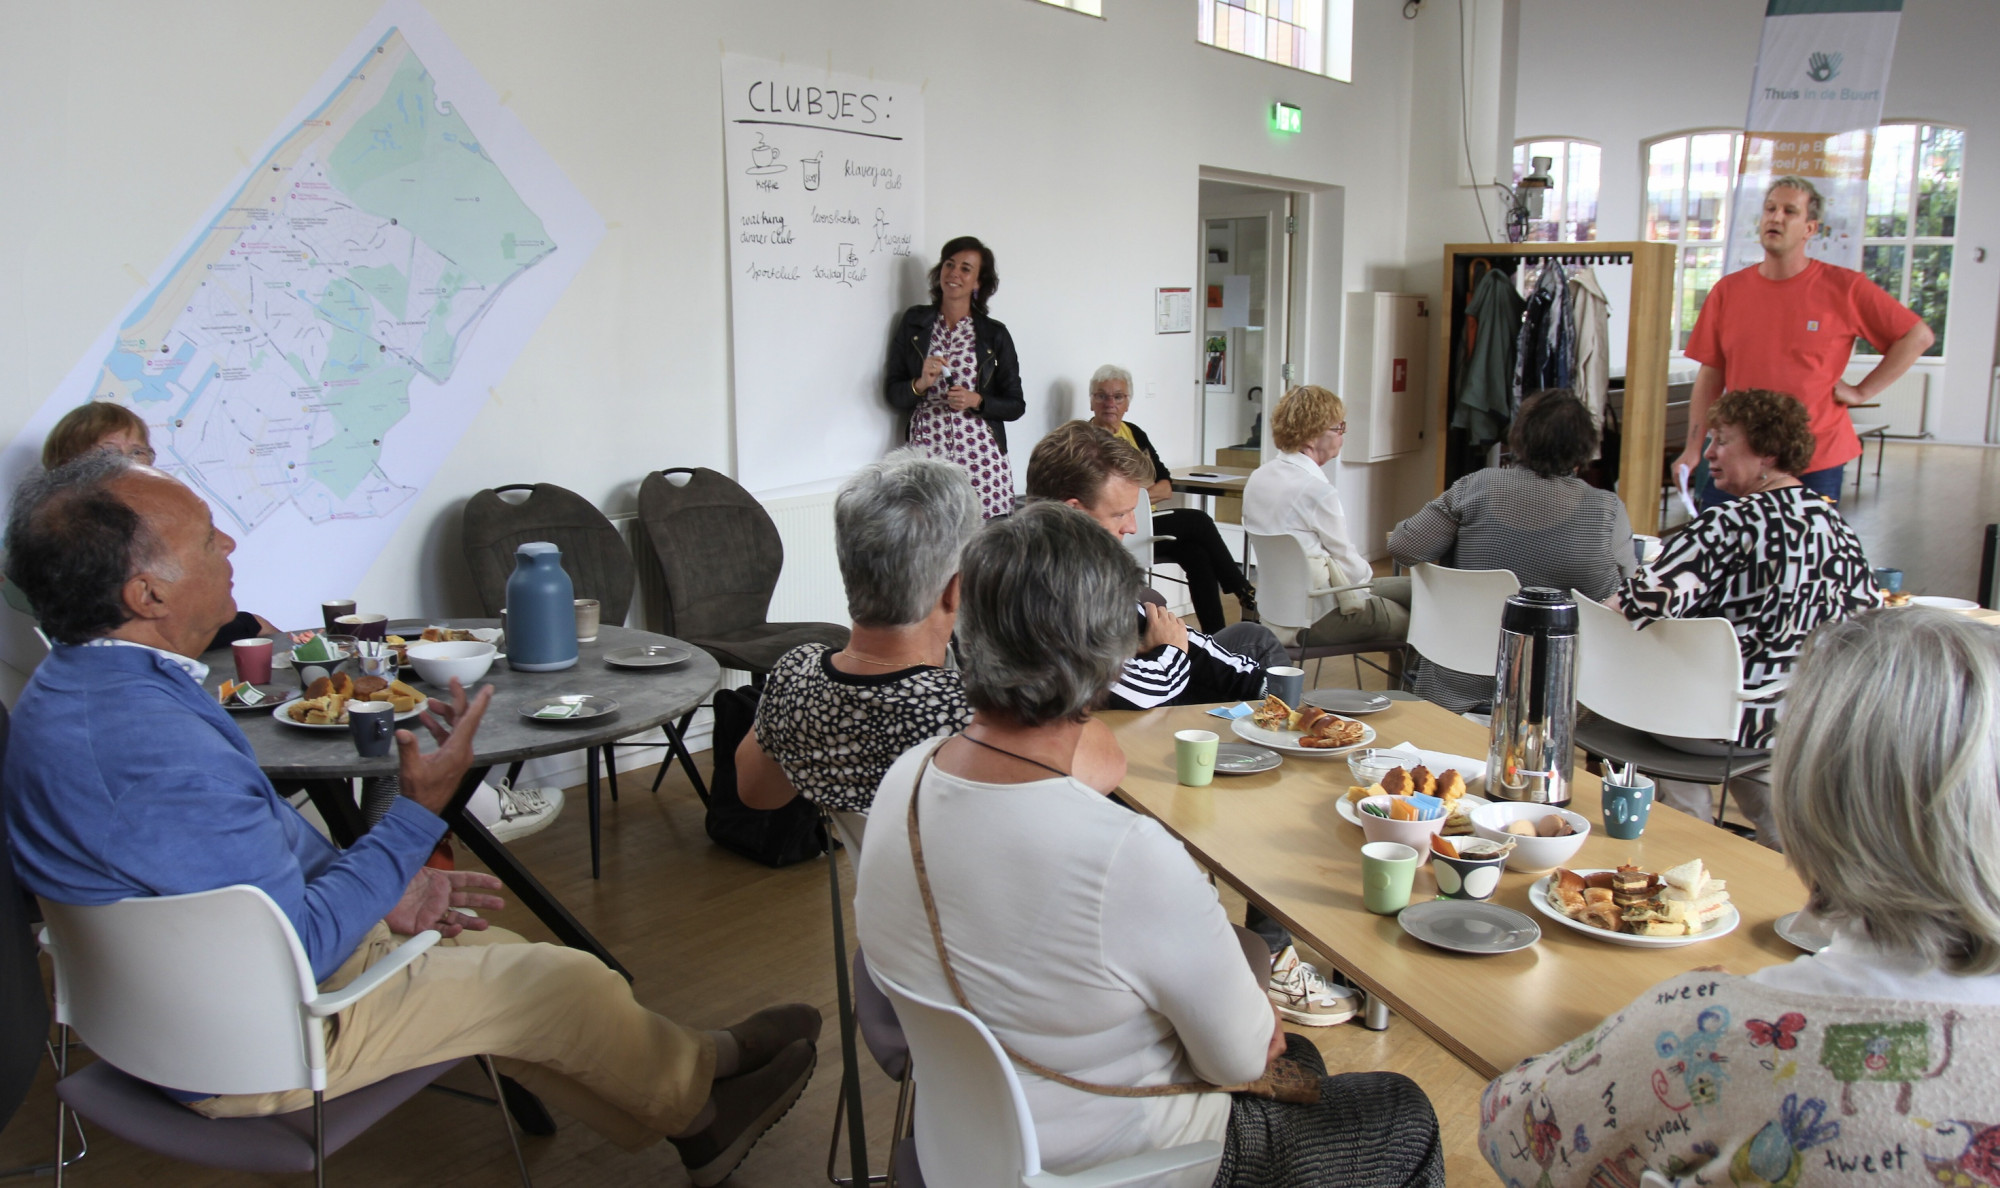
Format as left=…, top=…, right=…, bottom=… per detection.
left=232, top=638, right=274, bottom=685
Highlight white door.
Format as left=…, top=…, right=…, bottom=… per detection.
left=1198, top=190, right=1292, bottom=464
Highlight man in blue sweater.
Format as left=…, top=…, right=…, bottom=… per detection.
left=3, top=453, right=818, bottom=1185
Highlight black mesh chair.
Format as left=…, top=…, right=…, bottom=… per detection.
left=637, top=468, right=849, bottom=794
left=461, top=483, right=704, bottom=877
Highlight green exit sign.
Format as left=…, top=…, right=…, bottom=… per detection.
left=1271, top=102, right=1302, bottom=133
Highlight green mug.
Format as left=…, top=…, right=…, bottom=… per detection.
left=1174, top=729, right=1219, bottom=786
left=1361, top=841, right=1419, bottom=914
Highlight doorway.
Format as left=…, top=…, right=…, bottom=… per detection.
left=1198, top=182, right=1297, bottom=465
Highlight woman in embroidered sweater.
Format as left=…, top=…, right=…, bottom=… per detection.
left=1481, top=608, right=2000, bottom=1188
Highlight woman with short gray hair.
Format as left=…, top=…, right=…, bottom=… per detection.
left=1483, top=607, right=2000, bottom=1186
left=737, top=453, right=982, bottom=822
left=857, top=501, right=1445, bottom=1188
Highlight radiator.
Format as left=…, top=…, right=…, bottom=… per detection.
left=1842, top=365, right=1929, bottom=437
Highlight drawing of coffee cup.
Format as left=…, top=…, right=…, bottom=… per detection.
left=752, top=137, right=780, bottom=169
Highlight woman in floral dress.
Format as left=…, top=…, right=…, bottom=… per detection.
left=884, top=236, right=1025, bottom=518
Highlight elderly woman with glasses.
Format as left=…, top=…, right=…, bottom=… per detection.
left=1482, top=608, right=2000, bottom=1188
left=1242, top=384, right=1411, bottom=653
left=1087, top=364, right=1259, bottom=632
left=856, top=501, right=1444, bottom=1188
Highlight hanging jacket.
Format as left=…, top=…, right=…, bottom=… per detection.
left=1451, top=268, right=1526, bottom=452
left=1568, top=265, right=1612, bottom=430
left=1513, top=261, right=1572, bottom=410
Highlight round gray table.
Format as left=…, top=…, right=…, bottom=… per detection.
left=200, top=621, right=721, bottom=978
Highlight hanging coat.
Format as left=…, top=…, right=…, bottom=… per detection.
left=1568, top=265, right=1613, bottom=430
left=1452, top=268, right=1527, bottom=452
left=1513, top=261, right=1572, bottom=409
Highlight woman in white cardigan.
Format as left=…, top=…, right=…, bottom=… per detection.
left=856, top=501, right=1443, bottom=1187
left=1482, top=608, right=2000, bottom=1187
left=1241, top=384, right=1411, bottom=651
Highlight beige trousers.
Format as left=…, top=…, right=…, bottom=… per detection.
left=191, top=924, right=715, bottom=1151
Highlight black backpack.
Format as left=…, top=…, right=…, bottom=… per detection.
left=704, top=685, right=827, bottom=867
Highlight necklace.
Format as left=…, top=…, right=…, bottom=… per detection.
left=957, top=730, right=1072, bottom=779
left=837, top=648, right=928, bottom=669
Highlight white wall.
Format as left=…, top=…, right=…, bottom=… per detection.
left=1514, top=0, right=2000, bottom=444
left=0, top=0, right=1440, bottom=627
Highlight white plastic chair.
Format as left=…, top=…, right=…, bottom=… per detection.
left=1247, top=532, right=1401, bottom=685
left=1126, top=499, right=1192, bottom=613
left=1572, top=595, right=1789, bottom=826
left=823, top=809, right=915, bottom=1187
left=870, top=969, right=1223, bottom=1188
left=1405, top=563, right=1520, bottom=679
left=40, top=885, right=530, bottom=1187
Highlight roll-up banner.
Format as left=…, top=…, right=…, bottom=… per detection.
left=1726, top=0, right=1904, bottom=273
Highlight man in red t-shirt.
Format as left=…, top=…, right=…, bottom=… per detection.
left=1676, top=176, right=1933, bottom=508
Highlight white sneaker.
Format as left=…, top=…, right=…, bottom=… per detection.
left=487, top=778, right=565, bottom=843
left=1266, top=945, right=1360, bottom=1026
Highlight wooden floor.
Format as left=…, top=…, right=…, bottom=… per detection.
left=0, top=723, right=1490, bottom=1186
left=1840, top=440, right=2000, bottom=602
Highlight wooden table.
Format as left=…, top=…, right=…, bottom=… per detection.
left=201, top=621, right=721, bottom=979
left=1105, top=700, right=1809, bottom=1079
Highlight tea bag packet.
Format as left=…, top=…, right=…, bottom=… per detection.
left=533, top=702, right=582, bottom=720
left=1406, top=793, right=1446, bottom=821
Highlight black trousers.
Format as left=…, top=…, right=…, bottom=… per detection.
left=1153, top=508, right=1251, bottom=633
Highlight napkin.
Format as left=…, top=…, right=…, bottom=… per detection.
left=1207, top=702, right=1255, bottom=720
left=1375, top=741, right=1487, bottom=782
left=293, top=634, right=337, bottom=663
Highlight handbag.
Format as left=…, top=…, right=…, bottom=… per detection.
left=703, top=684, right=827, bottom=868
left=905, top=743, right=1320, bottom=1105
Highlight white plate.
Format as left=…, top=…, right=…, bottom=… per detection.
left=1528, top=870, right=1740, bottom=948
left=1337, top=790, right=1492, bottom=828
left=1229, top=716, right=1374, bottom=758
left=1909, top=595, right=1979, bottom=611
left=1213, top=742, right=1281, bottom=776
left=1775, top=910, right=1834, bottom=954
left=272, top=701, right=425, bottom=730
left=521, top=694, right=620, bottom=722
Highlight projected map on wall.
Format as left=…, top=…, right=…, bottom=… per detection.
left=8, top=0, right=603, bottom=628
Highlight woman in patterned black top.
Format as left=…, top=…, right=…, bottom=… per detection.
left=737, top=455, right=980, bottom=828
left=1615, top=388, right=1879, bottom=845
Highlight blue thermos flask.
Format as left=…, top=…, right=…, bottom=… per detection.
left=506, top=542, right=578, bottom=672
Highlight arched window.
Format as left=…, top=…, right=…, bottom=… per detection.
left=1642, top=125, right=1960, bottom=355
left=1510, top=139, right=1601, bottom=242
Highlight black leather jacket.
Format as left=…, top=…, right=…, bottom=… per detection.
left=883, top=304, right=1026, bottom=453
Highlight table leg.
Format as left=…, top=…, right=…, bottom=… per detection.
left=444, top=764, right=631, bottom=981
left=297, top=778, right=367, bottom=849
left=586, top=747, right=602, bottom=880
left=1363, top=992, right=1392, bottom=1032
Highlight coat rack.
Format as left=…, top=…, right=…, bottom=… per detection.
left=1433, top=241, right=1674, bottom=535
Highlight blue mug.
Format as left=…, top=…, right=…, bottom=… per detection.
left=1601, top=777, right=1655, bottom=840
left=1872, top=567, right=1904, bottom=594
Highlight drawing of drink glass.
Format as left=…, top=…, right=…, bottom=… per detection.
left=803, top=153, right=823, bottom=191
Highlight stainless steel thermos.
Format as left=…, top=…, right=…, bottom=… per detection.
left=1487, top=587, right=1578, bottom=805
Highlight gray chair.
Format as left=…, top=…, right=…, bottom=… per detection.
left=462, top=483, right=706, bottom=873
left=637, top=468, right=848, bottom=795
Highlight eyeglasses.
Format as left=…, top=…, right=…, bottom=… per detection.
left=1331, top=423, right=1348, bottom=435
left=125, top=445, right=157, bottom=464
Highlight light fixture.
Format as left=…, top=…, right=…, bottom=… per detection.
left=1271, top=102, right=1303, bottom=134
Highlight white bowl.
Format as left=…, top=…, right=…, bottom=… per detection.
left=1346, top=748, right=1404, bottom=788
left=1356, top=795, right=1448, bottom=863
left=1469, top=802, right=1591, bottom=873
left=405, top=640, right=496, bottom=687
